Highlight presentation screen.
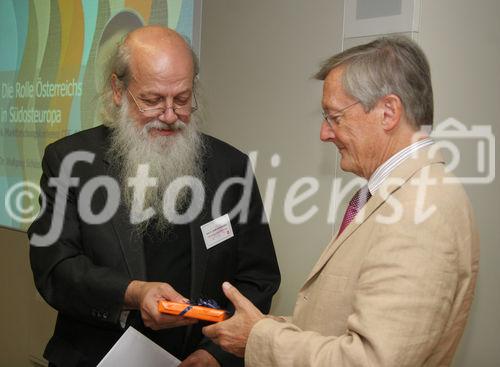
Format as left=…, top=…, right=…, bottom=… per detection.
left=0, top=0, right=200, bottom=230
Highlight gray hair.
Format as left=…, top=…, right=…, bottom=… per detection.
left=100, top=40, right=131, bottom=125
left=99, top=36, right=200, bottom=126
left=315, top=37, right=433, bottom=128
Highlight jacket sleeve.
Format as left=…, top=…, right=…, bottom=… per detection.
left=28, top=144, right=131, bottom=327
left=244, top=203, right=465, bottom=367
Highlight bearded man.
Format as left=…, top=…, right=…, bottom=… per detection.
left=28, top=26, right=280, bottom=367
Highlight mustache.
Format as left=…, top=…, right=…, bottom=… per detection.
left=142, top=120, right=186, bottom=133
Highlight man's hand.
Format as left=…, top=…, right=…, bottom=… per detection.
left=124, top=280, right=197, bottom=330
left=179, top=349, right=221, bottom=367
left=202, top=282, right=264, bottom=357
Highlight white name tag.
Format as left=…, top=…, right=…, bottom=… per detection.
left=200, top=214, right=234, bottom=249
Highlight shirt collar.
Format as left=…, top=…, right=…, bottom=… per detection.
left=367, top=138, right=434, bottom=194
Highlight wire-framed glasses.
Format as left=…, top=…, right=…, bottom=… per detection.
left=127, top=88, right=198, bottom=118
left=322, top=100, right=360, bottom=128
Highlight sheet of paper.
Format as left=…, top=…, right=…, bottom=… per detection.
left=97, top=326, right=181, bottom=367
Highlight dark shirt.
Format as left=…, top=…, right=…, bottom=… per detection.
left=141, top=221, right=192, bottom=359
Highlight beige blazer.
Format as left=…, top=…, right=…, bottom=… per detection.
left=246, top=147, right=479, bottom=367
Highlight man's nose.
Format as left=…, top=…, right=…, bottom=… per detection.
left=320, top=121, right=335, bottom=142
left=157, top=106, right=178, bottom=124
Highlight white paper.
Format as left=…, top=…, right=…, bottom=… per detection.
left=97, top=327, right=180, bottom=367
left=200, top=213, right=234, bottom=249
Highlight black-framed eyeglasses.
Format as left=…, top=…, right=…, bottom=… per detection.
left=322, top=100, right=360, bottom=128
left=127, top=88, right=198, bottom=118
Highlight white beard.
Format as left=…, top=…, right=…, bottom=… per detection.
left=107, top=98, right=205, bottom=234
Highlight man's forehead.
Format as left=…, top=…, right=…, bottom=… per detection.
left=322, top=72, right=347, bottom=109
left=321, top=81, right=346, bottom=109
left=131, top=51, right=192, bottom=76
left=127, top=54, right=194, bottom=93
left=323, top=66, right=344, bottom=88
left=126, top=34, right=194, bottom=79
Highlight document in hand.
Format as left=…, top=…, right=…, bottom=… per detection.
left=97, top=326, right=181, bottom=367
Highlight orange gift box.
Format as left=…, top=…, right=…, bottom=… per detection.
left=158, top=301, right=228, bottom=323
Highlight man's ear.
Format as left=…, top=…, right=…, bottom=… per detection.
left=379, top=94, right=402, bottom=131
left=111, top=74, right=123, bottom=106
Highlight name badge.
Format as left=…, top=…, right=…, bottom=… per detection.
left=200, top=214, right=234, bottom=249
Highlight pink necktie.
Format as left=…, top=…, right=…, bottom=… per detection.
left=337, top=186, right=372, bottom=237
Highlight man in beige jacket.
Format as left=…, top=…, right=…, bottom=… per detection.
left=203, top=37, right=479, bottom=366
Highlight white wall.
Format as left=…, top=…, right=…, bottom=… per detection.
left=200, top=0, right=500, bottom=366
left=418, top=1, right=500, bottom=365
left=199, top=0, right=346, bottom=314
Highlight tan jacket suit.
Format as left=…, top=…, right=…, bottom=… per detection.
left=246, top=147, right=479, bottom=367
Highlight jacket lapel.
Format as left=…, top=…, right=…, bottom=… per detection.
left=98, top=133, right=146, bottom=280
left=109, top=200, right=147, bottom=280
left=188, top=149, right=213, bottom=301
left=302, top=146, right=445, bottom=287
left=303, top=189, right=388, bottom=285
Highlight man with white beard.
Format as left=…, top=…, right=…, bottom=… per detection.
left=29, top=26, right=280, bottom=367
left=107, top=89, right=204, bottom=235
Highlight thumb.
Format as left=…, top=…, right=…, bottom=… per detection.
left=222, top=282, right=249, bottom=311
left=161, top=283, right=190, bottom=303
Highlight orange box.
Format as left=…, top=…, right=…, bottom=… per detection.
left=158, top=301, right=228, bottom=323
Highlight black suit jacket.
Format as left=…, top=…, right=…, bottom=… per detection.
left=28, top=125, right=280, bottom=367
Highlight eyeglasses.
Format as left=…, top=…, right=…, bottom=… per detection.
left=127, top=88, right=198, bottom=118
left=322, top=100, right=360, bottom=128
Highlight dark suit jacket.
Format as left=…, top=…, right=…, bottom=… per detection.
left=28, top=125, right=280, bottom=367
